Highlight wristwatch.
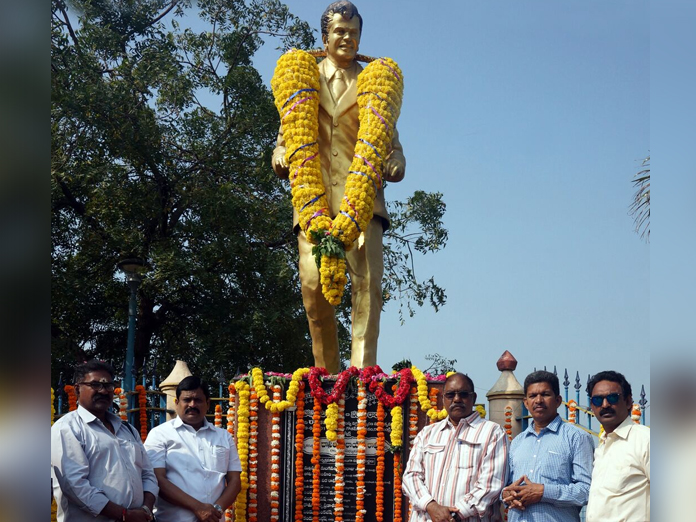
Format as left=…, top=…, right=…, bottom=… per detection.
left=213, top=504, right=223, bottom=513
left=140, top=505, right=154, bottom=521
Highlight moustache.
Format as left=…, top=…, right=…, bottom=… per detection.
left=599, top=408, right=615, bottom=416
left=185, top=408, right=199, bottom=414
left=93, top=395, right=110, bottom=401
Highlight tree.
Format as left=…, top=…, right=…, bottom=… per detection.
left=630, top=155, right=650, bottom=242
left=51, top=0, right=448, bottom=386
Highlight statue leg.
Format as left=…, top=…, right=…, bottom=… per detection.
left=297, top=230, right=340, bottom=373
left=346, top=218, right=384, bottom=369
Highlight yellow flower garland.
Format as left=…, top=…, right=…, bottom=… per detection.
left=271, top=50, right=404, bottom=305
left=411, top=366, right=448, bottom=421
left=234, top=380, right=251, bottom=522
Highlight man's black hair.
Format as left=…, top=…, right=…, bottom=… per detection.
left=523, top=370, right=560, bottom=396
left=444, top=372, right=475, bottom=393
left=587, top=370, right=632, bottom=399
left=176, top=375, right=210, bottom=400
left=73, top=360, right=115, bottom=384
left=321, top=1, right=363, bottom=41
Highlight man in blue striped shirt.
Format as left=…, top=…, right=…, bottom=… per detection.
left=502, top=371, right=594, bottom=522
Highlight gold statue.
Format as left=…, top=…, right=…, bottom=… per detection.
left=272, top=1, right=405, bottom=373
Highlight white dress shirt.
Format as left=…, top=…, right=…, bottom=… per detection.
left=402, top=411, right=509, bottom=522
left=51, top=405, right=159, bottom=522
left=586, top=415, right=650, bottom=521
left=144, top=416, right=242, bottom=522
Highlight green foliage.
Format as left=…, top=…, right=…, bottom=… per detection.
left=51, top=0, right=448, bottom=387
left=630, top=155, right=650, bottom=242
left=423, top=353, right=457, bottom=376
left=384, top=191, right=448, bottom=323
left=391, top=358, right=412, bottom=372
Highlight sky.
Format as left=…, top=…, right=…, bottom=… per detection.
left=183, top=0, right=652, bottom=418
left=251, top=0, right=650, bottom=411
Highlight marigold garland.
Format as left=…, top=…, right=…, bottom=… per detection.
left=475, top=404, right=486, bottom=419
left=271, top=50, right=404, bottom=305
left=311, top=396, right=322, bottom=522
left=264, top=367, right=311, bottom=413
left=270, top=385, right=282, bottom=522
left=568, top=399, right=577, bottom=424
left=408, top=385, right=418, bottom=448
left=393, top=445, right=403, bottom=522
left=51, top=387, right=58, bottom=522
left=227, top=383, right=236, bottom=438
left=411, top=366, right=448, bottom=421
left=334, top=394, right=345, bottom=522
left=234, top=380, right=251, bottom=522
left=631, top=402, right=642, bottom=423
left=135, top=385, right=148, bottom=441
left=64, top=384, right=77, bottom=411
left=248, top=387, right=259, bottom=522
left=355, top=380, right=367, bottom=522
left=294, top=382, right=306, bottom=522
left=115, top=388, right=128, bottom=421
left=504, top=406, right=513, bottom=441
left=428, top=388, right=439, bottom=425
left=215, top=404, right=223, bottom=428
left=376, top=391, right=386, bottom=522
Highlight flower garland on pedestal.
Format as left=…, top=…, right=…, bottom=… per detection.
left=428, top=388, right=439, bottom=425
left=270, top=385, right=282, bottom=522
left=311, top=396, right=322, bottom=522
left=411, top=366, right=448, bottom=422
left=355, top=380, right=368, bottom=522
left=375, top=389, right=386, bottom=522
left=248, top=387, right=259, bottom=522
left=393, top=448, right=403, bottom=522
left=135, top=384, right=148, bottom=441
left=271, top=50, right=404, bottom=305
left=294, top=382, right=306, bottom=522
left=334, top=393, right=345, bottom=522
left=114, top=388, right=128, bottom=421
left=504, top=406, right=513, bottom=441
left=234, top=380, right=251, bottom=522
left=227, top=383, right=236, bottom=437
left=214, top=404, right=222, bottom=428
left=64, top=384, right=77, bottom=411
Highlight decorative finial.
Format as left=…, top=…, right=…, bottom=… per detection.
left=496, top=350, right=518, bottom=371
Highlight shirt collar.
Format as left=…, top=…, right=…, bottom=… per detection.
left=323, top=59, right=356, bottom=82
left=440, top=411, right=481, bottom=432
left=173, top=415, right=213, bottom=431
left=76, top=404, right=121, bottom=430
left=525, top=414, right=562, bottom=436
left=601, top=414, right=634, bottom=442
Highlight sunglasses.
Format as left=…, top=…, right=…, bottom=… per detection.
left=77, top=381, right=117, bottom=392
left=590, top=393, right=622, bottom=407
left=444, top=390, right=473, bottom=400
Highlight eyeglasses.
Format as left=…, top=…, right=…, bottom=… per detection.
left=444, top=390, right=473, bottom=400
left=77, top=381, right=116, bottom=392
left=590, top=393, right=622, bottom=407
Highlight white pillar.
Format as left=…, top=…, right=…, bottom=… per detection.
left=486, top=351, right=525, bottom=439
left=159, top=360, right=192, bottom=421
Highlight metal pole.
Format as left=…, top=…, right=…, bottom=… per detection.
left=125, top=278, right=139, bottom=423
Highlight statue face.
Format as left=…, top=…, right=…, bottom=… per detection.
left=323, top=12, right=361, bottom=67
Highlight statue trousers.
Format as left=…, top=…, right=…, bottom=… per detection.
left=297, top=217, right=384, bottom=374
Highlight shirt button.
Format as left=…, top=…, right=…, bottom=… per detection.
left=332, top=181, right=338, bottom=186
left=333, top=121, right=339, bottom=127
left=332, top=149, right=338, bottom=156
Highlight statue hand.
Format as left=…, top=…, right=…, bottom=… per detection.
left=272, top=147, right=289, bottom=179
left=383, top=156, right=405, bottom=183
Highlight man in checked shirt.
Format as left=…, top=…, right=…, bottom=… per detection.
left=403, top=373, right=509, bottom=522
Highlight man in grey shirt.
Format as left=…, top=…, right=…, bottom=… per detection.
left=51, top=360, right=158, bottom=522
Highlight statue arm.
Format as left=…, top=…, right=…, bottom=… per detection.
left=272, top=126, right=289, bottom=179
left=384, top=127, right=406, bottom=183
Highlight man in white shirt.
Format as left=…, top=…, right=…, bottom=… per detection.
left=51, top=360, right=158, bottom=522
left=585, top=370, right=650, bottom=522
left=144, top=376, right=242, bottom=522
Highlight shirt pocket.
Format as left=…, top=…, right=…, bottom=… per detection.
left=457, top=437, right=482, bottom=469
left=540, top=449, right=571, bottom=482
left=119, top=439, right=143, bottom=469
left=208, top=444, right=230, bottom=473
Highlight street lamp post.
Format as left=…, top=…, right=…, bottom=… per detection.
left=118, top=258, right=147, bottom=422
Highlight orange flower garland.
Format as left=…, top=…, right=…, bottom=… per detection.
left=334, top=393, right=346, bottom=522
left=375, top=390, right=386, bottom=522
left=270, top=385, right=282, bottom=522
left=248, top=387, right=259, bottom=522
left=393, top=449, right=403, bottom=522
left=115, top=388, right=128, bottom=421
left=355, top=380, right=367, bottom=522
left=504, top=406, right=513, bottom=441
left=428, top=388, right=439, bottom=424
left=135, top=385, right=148, bottom=441
left=568, top=399, right=577, bottom=424
left=631, top=402, right=641, bottom=423
left=408, top=386, right=418, bottom=448
left=294, top=382, right=306, bottom=522
left=64, top=384, right=77, bottom=411
left=215, top=404, right=223, bottom=428
left=311, top=396, right=322, bottom=522
left=227, top=383, right=236, bottom=437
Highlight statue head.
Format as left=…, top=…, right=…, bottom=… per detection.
left=321, top=1, right=362, bottom=68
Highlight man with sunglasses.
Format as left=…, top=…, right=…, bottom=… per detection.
left=585, top=370, right=650, bottom=522
left=502, top=371, right=594, bottom=522
left=403, top=373, right=509, bottom=522
left=51, top=360, right=158, bottom=521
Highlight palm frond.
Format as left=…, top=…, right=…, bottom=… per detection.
left=629, top=155, right=650, bottom=242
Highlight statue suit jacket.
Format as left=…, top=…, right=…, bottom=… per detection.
left=275, top=57, right=405, bottom=232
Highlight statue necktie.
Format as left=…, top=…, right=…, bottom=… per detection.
left=331, top=69, right=346, bottom=102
